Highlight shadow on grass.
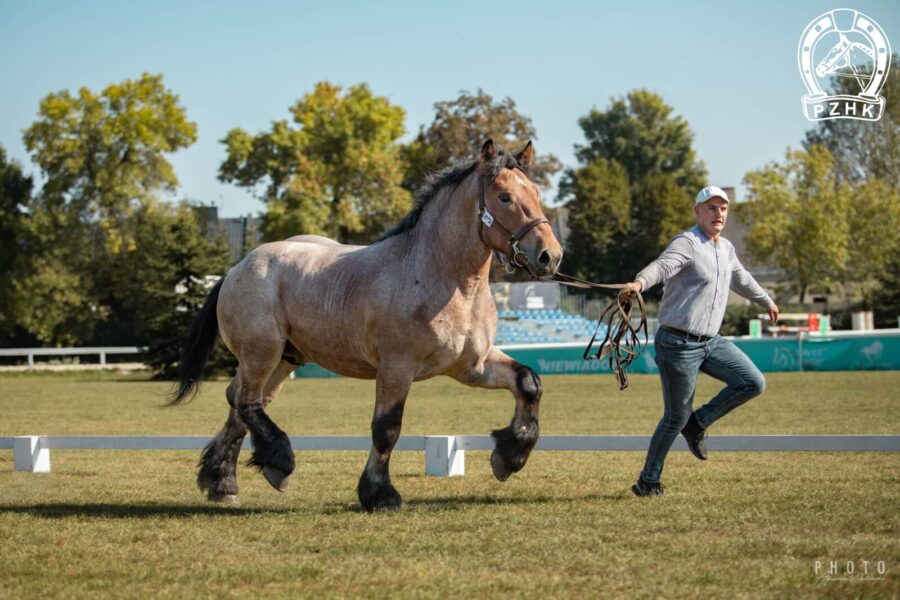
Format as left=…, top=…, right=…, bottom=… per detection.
left=0, top=502, right=300, bottom=519
left=322, top=491, right=631, bottom=514
left=1, top=492, right=632, bottom=520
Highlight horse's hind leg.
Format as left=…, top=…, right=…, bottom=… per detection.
left=455, top=347, right=542, bottom=481
left=197, top=376, right=246, bottom=503
left=199, top=361, right=296, bottom=502
left=238, top=356, right=296, bottom=492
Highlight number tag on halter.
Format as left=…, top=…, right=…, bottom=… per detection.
left=481, top=209, right=495, bottom=227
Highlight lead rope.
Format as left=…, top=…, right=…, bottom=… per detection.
left=541, top=272, right=649, bottom=391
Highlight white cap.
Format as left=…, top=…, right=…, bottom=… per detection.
left=695, top=185, right=729, bottom=205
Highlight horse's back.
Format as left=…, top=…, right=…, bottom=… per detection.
left=285, top=234, right=352, bottom=247
left=217, top=237, right=381, bottom=376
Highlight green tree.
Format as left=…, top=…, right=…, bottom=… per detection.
left=134, top=201, right=234, bottom=377
left=804, top=54, right=900, bottom=188
left=220, top=82, right=411, bottom=244
left=560, top=159, right=630, bottom=282
left=574, top=89, right=706, bottom=190
left=401, top=89, right=562, bottom=192
left=742, top=145, right=853, bottom=302
left=559, top=90, right=704, bottom=288
left=16, top=73, right=202, bottom=346
left=24, top=73, right=197, bottom=234
left=0, top=147, right=34, bottom=342
left=845, top=178, right=900, bottom=306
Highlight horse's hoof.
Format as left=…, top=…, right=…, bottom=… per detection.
left=358, top=479, right=403, bottom=512
left=491, top=450, right=512, bottom=482
left=361, top=490, right=403, bottom=512
left=209, top=493, right=239, bottom=505
left=262, top=466, right=290, bottom=492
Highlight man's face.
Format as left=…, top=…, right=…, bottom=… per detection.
left=694, top=197, right=728, bottom=237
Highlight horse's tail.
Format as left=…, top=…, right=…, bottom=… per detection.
left=168, top=278, right=225, bottom=405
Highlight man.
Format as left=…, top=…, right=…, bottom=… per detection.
left=623, top=185, right=779, bottom=497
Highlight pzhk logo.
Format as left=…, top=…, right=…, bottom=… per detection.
left=798, top=9, right=891, bottom=121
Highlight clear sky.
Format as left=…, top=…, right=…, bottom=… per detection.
left=1, top=0, right=897, bottom=217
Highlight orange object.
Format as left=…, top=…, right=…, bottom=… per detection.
left=808, top=313, right=820, bottom=332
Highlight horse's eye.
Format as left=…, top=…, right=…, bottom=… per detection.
left=498, top=193, right=512, bottom=204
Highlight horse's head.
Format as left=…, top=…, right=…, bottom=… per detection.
left=478, top=139, right=563, bottom=277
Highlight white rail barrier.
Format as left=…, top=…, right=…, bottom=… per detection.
left=3, top=435, right=898, bottom=476
left=0, top=347, right=144, bottom=369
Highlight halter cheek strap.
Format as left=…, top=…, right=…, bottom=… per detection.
left=478, top=180, right=550, bottom=277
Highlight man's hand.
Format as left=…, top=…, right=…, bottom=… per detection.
left=622, top=280, right=643, bottom=299
left=768, top=303, right=779, bottom=324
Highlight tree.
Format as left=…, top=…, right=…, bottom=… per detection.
left=24, top=73, right=197, bottom=228
left=804, top=54, right=900, bottom=188
left=574, top=89, right=706, bottom=191
left=560, top=158, right=630, bottom=281
left=559, top=90, right=705, bottom=288
left=845, top=177, right=900, bottom=306
left=742, top=145, right=854, bottom=302
left=16, top=73, right=202, bottom=346
left=401, top=89, right=562, bottom=192
left=135, top=201, right=234, bottom=377
left=220, top=82, right=411, bottom=244
left=0, top=147, right=33, bottom=342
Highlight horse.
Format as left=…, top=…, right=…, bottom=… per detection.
left=169, top=139, right=564, bottom=511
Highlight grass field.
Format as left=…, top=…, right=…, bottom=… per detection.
left=1, top=371, right=898, bottom=598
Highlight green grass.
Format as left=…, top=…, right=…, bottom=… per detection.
left=1, top=371, right=898, bottom=598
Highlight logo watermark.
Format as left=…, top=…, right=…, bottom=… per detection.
left=798, top=8, right=891, bottom=121
left=815, top=559, right=888, bottom=583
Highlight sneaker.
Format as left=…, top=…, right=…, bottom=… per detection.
left=682, top=413, right=708, bottom=461
left=631, top=478, right=665, bottom=497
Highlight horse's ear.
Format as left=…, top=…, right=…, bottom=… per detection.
left=515, top=141, right=534, bottom=170
left=481, top=139, right=496, bottom=161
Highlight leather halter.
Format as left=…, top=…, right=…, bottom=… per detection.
left=477, top=171, right=550, bottom=278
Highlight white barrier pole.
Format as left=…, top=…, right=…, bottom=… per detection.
left=14, top=436, right=50, bottom=472
left=425, top=436, right=465, bottom=476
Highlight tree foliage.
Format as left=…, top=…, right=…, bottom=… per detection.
left=401, top=89, right=561, bottom=192
left=11, top=73, right=233, bottom=354
left=742, top=146, right=851, bottom=301
left=0, top=147, right=34, bottom=341
left=560, top=90, right=704, bottom=289
left=804, top=54, right=900, bottom=188
left=745, top=60, right=900, bottom=308
left=219, top=82, right=411, bottom=244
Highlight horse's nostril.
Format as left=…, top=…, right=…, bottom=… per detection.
left=538, top=249, right=551, bottom=266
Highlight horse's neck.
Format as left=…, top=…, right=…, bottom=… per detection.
left=411, top=177, right=492, bottom=291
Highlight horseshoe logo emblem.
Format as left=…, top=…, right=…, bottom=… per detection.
left=798, top=8, right=891, bottom=121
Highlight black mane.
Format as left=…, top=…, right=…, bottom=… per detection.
left=378, top=144, right=525, bottom=241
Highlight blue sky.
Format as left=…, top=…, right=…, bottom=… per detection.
left=1, top=0, right=897, bottom=217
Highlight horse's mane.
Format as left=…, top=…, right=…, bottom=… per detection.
left=378, top=144, right=524, bottom=241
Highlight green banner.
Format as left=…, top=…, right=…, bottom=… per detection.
left=295, top=333, right=900, bottom=377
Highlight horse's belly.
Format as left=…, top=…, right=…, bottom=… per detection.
left=305, top=353, right=377, bottom=379
left=289, top=322, right=377, bottom=379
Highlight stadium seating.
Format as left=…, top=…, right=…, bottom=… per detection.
left=494, top=308, right=605, bottom=345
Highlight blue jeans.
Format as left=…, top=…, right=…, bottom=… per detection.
left=640, top=328, right=766, bottom=484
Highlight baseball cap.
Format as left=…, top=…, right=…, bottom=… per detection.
left=695, top=185, right=729, bottom=205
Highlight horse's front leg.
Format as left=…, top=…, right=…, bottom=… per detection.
left=456, top=347, right=542, bottom=481
left=358, top=366, right=413, bottom=512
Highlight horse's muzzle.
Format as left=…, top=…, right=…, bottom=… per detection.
left=533, top=247, right=563, bottom=277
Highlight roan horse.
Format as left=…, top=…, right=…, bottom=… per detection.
left=169, top=139, right=563, bottom=511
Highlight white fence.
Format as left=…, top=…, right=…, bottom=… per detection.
left=3, top=435, right=898, bottom=477
left=0, top=347, right=144, bottom=369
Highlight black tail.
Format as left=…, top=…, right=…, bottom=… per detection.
left=168, top=278, right=225, bottom=405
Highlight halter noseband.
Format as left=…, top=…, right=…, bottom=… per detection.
left=477, top=171, right=550, bottom=278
